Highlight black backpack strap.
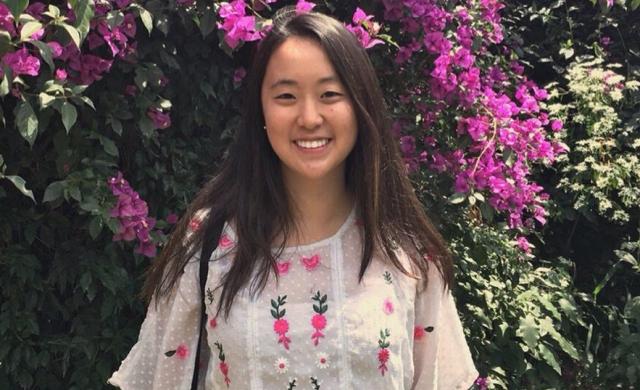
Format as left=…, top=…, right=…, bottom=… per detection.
left=191, top=218, right=224, bottom=390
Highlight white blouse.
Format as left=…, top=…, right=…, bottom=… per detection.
left=108, top=208, right=478, bottom=389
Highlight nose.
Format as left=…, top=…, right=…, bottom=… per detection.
left=296, top=98, right=323, bottom=130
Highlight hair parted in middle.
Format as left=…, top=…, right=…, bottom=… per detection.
left=141, top=8, right=454, bottom=319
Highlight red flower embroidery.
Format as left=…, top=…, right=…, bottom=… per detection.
left=377, top=328, right=391, bottom=376
left=382, top=298, right=394, bottom=315
left=310, top=291, right=328, bottom=346
left=218, top=234, right=234, bottom=249
left=209, top=317, right=218, bottom=328
left=276, top=260, right=291, bottom=276
left=188, top=218, right=201, bottom=231
left=271, top=295, right=291, bottom=350
left=164, top=343, right=189, bottom=359
left=414, top=325, right=434, bottom=341
left=214, top=341, right=231, bottom=387
left=301, top=254, right=321, bottom=271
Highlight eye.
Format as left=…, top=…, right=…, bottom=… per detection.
left=275, top=93, right=295, bottom=100
left=321, top=91, right=342, bottom=99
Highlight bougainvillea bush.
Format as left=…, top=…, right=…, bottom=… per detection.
left=0, top=0, right=638, bottom=388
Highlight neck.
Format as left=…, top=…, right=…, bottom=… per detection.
left=281, top=168, right=354, bottom=247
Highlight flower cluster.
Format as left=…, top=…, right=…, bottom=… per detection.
left=215, top=1, right=384, bottom=51
left=107, top=171, right=157, bottom=257
left=0, top=1, right=139, bottom=89
left=381, top=0, right=567, bottom=240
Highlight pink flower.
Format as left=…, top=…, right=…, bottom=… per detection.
left=273, top=318, right=289, bottom=335
left=311, top=313, right=327, bottom=329
left=2, top=47, right=40, bottom=76
left=516, top=236, right=531, bottom=253
left=218, top=234, right=234, bottom=249
left=176, top=344, right=189, bottom=359
left=233, top=67, right=246, bottom=84
left=296, top=0, right=316, bottom=14
left=55, top=69, right=67, bottom=81
left=414, top=325, right=425, bottom=341
left=209, top=317, right=217, bottom=328
left=301, top=254, right=321, bottom=271
left=166, top=213, right=178, bottom=224
left=0, top=3, right=17, bottom=37
left=276, top=260, right=291, bottom=276
left=121, top=13, right=137, bottom=38
left=378, top=348, right=389, bottom=362
left=147, top=107, right=171, bottom=129
left=382, top=298, right=394, bottom=315
left=188, top=218, right=201, bottom=231
left=550, top=119, right=563, bottom=132
left=124, top=84, right=137, bottom=96
left=47, top=42, right=63, bottom=58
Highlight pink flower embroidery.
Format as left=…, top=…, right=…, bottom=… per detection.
left=301, top=254, right=321, bottom=271
left=164, top=343, right=189, bottom=359
left=377, top=328, right=391, bottom=376
left=271, top=295, right=291, bottom=350
left=310, top=291, right=328, bottom=346
left=188, top=217, right=201, bottom=231
left=383, top=298, right=394, bottom=315
left=176, top=344, right=188, bottom=359
left=276, top=260, right=291, bottom=276
left=209, top=317, right=217, bottom=328
left=218, top=234, right=234, bottom=249
left=414, top=325, right=434, bottom=341
left=214, top=341, right=231, bottom=387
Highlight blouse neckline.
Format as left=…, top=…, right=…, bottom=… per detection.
left=223, top=203, right=357, bottom=253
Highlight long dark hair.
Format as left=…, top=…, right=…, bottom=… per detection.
left=142, top=9, right=454, bottom=318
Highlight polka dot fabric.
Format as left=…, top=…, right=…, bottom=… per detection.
left=108, top=207, right=478, bottom=389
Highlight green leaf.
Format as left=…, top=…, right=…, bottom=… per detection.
left=110, top=117, right=123, bottom=135
left=99, top=136, right=119, bottom=157
left=632, top=0, right=640, bottom=10
left=69, top=0, right=95, bottom=44
left=20, top=21, right=43, bottom=42
left=31, top=41, right=55, bottom=71
left=517, top=314, right=540, bottom=351
left=43, top=181, right=65, bottom=203
left=448, top=192, right=466, bottom=204
left=5, top=0, right=29, bottom=19
left=138, top=7, right=153, bottom=35
left=89, top=217, right=103, bottom=239
left=2, top=175, right=35, bottom=203
left=15, top=100, right=39, bottom=146
left=60, top=102, right=78, bottom=133
left=0, top=71, right=9, bottom=97
left=199, top=7, right=217, bottom=38
left=60, top=23, right=81, bottom=49
left=538, top=343, right=561, bottom=375
left=39, top=92, right=56, bottom=108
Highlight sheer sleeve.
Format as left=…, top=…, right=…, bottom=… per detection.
left=108, top=259, right=203, bottom=390
left=412, top=264, right=478, bottom=390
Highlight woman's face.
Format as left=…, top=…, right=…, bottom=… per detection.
left=261, top=36, right=358, bottom=186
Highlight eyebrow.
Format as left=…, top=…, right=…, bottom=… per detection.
left=268, top=75, right=340, bottom=89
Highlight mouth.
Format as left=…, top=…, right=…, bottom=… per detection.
left=293, top=138, right=331, bottom=150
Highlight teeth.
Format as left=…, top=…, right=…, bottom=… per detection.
left=295, top=139, right=329, bottom=149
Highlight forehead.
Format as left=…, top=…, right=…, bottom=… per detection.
left=262, top=37, right=338, bottom=86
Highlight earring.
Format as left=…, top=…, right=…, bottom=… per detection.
left=263, top=125, right=267, bottom=130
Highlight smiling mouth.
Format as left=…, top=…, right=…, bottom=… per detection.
left=294, top=139, right=331, bottom=149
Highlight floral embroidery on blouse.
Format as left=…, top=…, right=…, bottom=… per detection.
left=383, top=270, right=393, bottom=284
left=218, top=233, right=234, bottom=249
left=301, top=254, right=321, bottom=271
left=414, top=325, right=435, bottom=341
left=209, top=316, right=217, bottom=329
left=276, top=259, right=291, bottom=276
left=377, top=328, right=391, bottom=376
left=188, top=217, right=201, bottom=231
left=316, top=352, right=329, bottom=369
left=382, top=297, right=394, bottom=315
left=271, top=295, right=291, bottom=350
left=310, top=291, right=328, bottom=346
left=206, top=287, right=215, bottom=305
left=310, top=376, right=321, bottom=389
left=274, top=357, right=289, bottom=374
left=164, top=343, right=189, bottom=359
left=286, top=378, right=297, bottom=389
left=214, top=341, right=231, bottom=387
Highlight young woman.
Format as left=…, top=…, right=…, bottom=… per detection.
left=109, top=8, right=478, bottom=390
